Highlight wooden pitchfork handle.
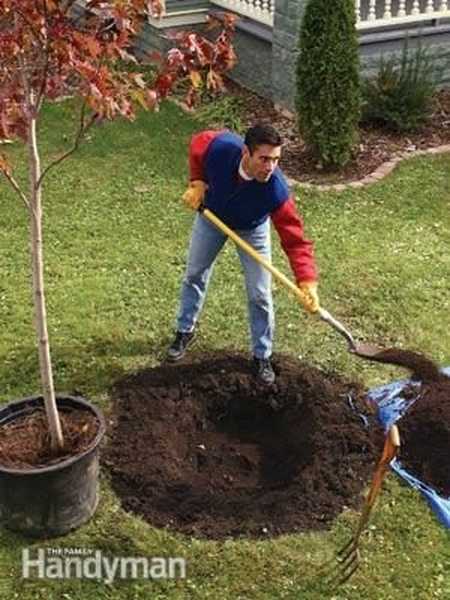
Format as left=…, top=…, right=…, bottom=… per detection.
left=350, top=425, right=401, bottom=543
left=333, top=425, right=401, bottom=586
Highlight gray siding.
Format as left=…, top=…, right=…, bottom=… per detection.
left=133, top=2, right=450, bottom=110
left=360, top=29, right=450, bottom=85
left=227, top=20, right=273, bottom=98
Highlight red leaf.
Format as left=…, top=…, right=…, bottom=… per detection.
left=86, top=36, right=101, bottom=58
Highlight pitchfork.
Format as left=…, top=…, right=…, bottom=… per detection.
left=330, top=424, right=401, bottom=587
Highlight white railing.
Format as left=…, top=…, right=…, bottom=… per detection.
left=210, top=0, right=274, bottom=27
left=209, top=0, right=450, bottom=30
left=356, top=1, right=450, bottom=30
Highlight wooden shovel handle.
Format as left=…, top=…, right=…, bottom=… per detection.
left=201, top=207, right=308, bottom=303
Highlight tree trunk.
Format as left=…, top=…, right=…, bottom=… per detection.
left=28, top=116, right=64, bottom=452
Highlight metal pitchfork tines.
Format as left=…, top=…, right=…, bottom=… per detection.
left=330, top=424, right=401, bottom=587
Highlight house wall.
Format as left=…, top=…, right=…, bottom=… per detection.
left=359, top=28, right=450, bottom=84
left=270, top=1, right=450, bottom=111
left=226, top=19, right=273, bottom=98
left=133, top=11, right=275, bottom=97
left=270, top=0, right=305, bottom=110
left=133, top=2, right=450, bottom=111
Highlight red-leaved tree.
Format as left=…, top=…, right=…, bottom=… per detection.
left=0, top=0, right=236, bottom=451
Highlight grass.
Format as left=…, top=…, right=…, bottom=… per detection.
left=0, top=98, right=450, bottom=599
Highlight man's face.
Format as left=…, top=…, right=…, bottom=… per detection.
left=242, top=143, right=282, bottom=183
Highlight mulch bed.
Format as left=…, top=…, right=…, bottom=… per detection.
left=221, top=79, right=450, bottom=184
left=0, top=408, right=100, bottom=469
left=104, top=352, right=384, bottom=539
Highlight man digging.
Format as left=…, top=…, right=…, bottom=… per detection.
left=167, top=124, right=319, bottom=384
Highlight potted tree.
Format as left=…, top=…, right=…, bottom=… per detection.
left=0, top=0, right=236, bottom=537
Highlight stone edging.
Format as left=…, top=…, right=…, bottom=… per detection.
left=286, top=144, right=450, bottom=192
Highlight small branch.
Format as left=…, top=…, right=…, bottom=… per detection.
left=37, top=102, right=96, bottom=188
left=36, top=51, right=49, bottom=112
left=1, top=169, right=30, bottom=210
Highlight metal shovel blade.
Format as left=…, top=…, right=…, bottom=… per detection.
left=350, top=343, right=385, bottom=359
left=318, top=309, right=384, bottom=361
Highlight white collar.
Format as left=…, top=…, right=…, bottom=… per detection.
left=238, top=159, right=253, bottom=181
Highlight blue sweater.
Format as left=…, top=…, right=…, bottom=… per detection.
left=203, top=132, right=289, bottom=230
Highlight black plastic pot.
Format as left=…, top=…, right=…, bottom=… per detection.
left=0, top=394, right=105, bottom=538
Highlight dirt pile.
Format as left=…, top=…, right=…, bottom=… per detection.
left=399, top=375, right=450, bottom=496
left=367, top=348, right=442, bottom=382
left=367, top=348, right=449, bottom=496
left=104, top=352, right=383, bottom=538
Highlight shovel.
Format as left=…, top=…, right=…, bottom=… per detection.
left=200, top=206, right=383, bottom=361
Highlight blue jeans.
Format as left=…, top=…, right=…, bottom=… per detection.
left=176, top=214, right=274, bottom=359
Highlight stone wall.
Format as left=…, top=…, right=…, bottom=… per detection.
left=270, top=0, right=305, bottom=110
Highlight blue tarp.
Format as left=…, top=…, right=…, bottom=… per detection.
left=367, top=367, right=450, bottom=529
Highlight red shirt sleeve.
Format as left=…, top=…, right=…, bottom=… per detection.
left=271, top=197, right=318, bottom=284
left=188, top=130, right=223, bottom=181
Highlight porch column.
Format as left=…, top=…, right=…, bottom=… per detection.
left=271, top=0, right=307, bottom=111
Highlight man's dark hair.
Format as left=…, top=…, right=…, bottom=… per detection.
left=244, top=124, right=282, bottom=154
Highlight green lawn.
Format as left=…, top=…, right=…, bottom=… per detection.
left=0, top=99, right=449, bottom=599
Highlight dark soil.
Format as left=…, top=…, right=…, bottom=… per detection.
left=222, top=79, right=450, bottom=184
left=366, top=348, right=443, bottom=382
left=0, top=408, right=100, bottom=469
left=365, top=347, right=450, bottom=495
left=399, top=375, right=450, bottom=496
left=104, top=352, right=384, bottom=539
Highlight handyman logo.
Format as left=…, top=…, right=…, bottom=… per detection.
left=22, top=548, right=186, bottom=583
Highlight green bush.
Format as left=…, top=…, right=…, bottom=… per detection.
left=361, top=40, right=438, bottom=132
left=296, top=0, right=361, bottom=168
left=196, top=95, right=245, bottom=133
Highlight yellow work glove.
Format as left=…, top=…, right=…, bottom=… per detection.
left=297, top=281, right=320, bottom=314
left=182, top=180, right=207, bottom=211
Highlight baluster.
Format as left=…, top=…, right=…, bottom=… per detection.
left=253, top=0, right=263, bottom=18
left=398, top=0, right=406, bottom=17
left=426, top=0, right=434, bottom=13
left=383, top=0, right=392, bottom=20
left=440, top=0, right=448, bottom=10
left=241, top=0, right=251, bottom=16
left=261, top=0, right=270, bottom=19
left=355, top=0, right=361, bottom=24
left=368, top=0, right=376, bottom=21
left=412, top=0, right=420, bottom=15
